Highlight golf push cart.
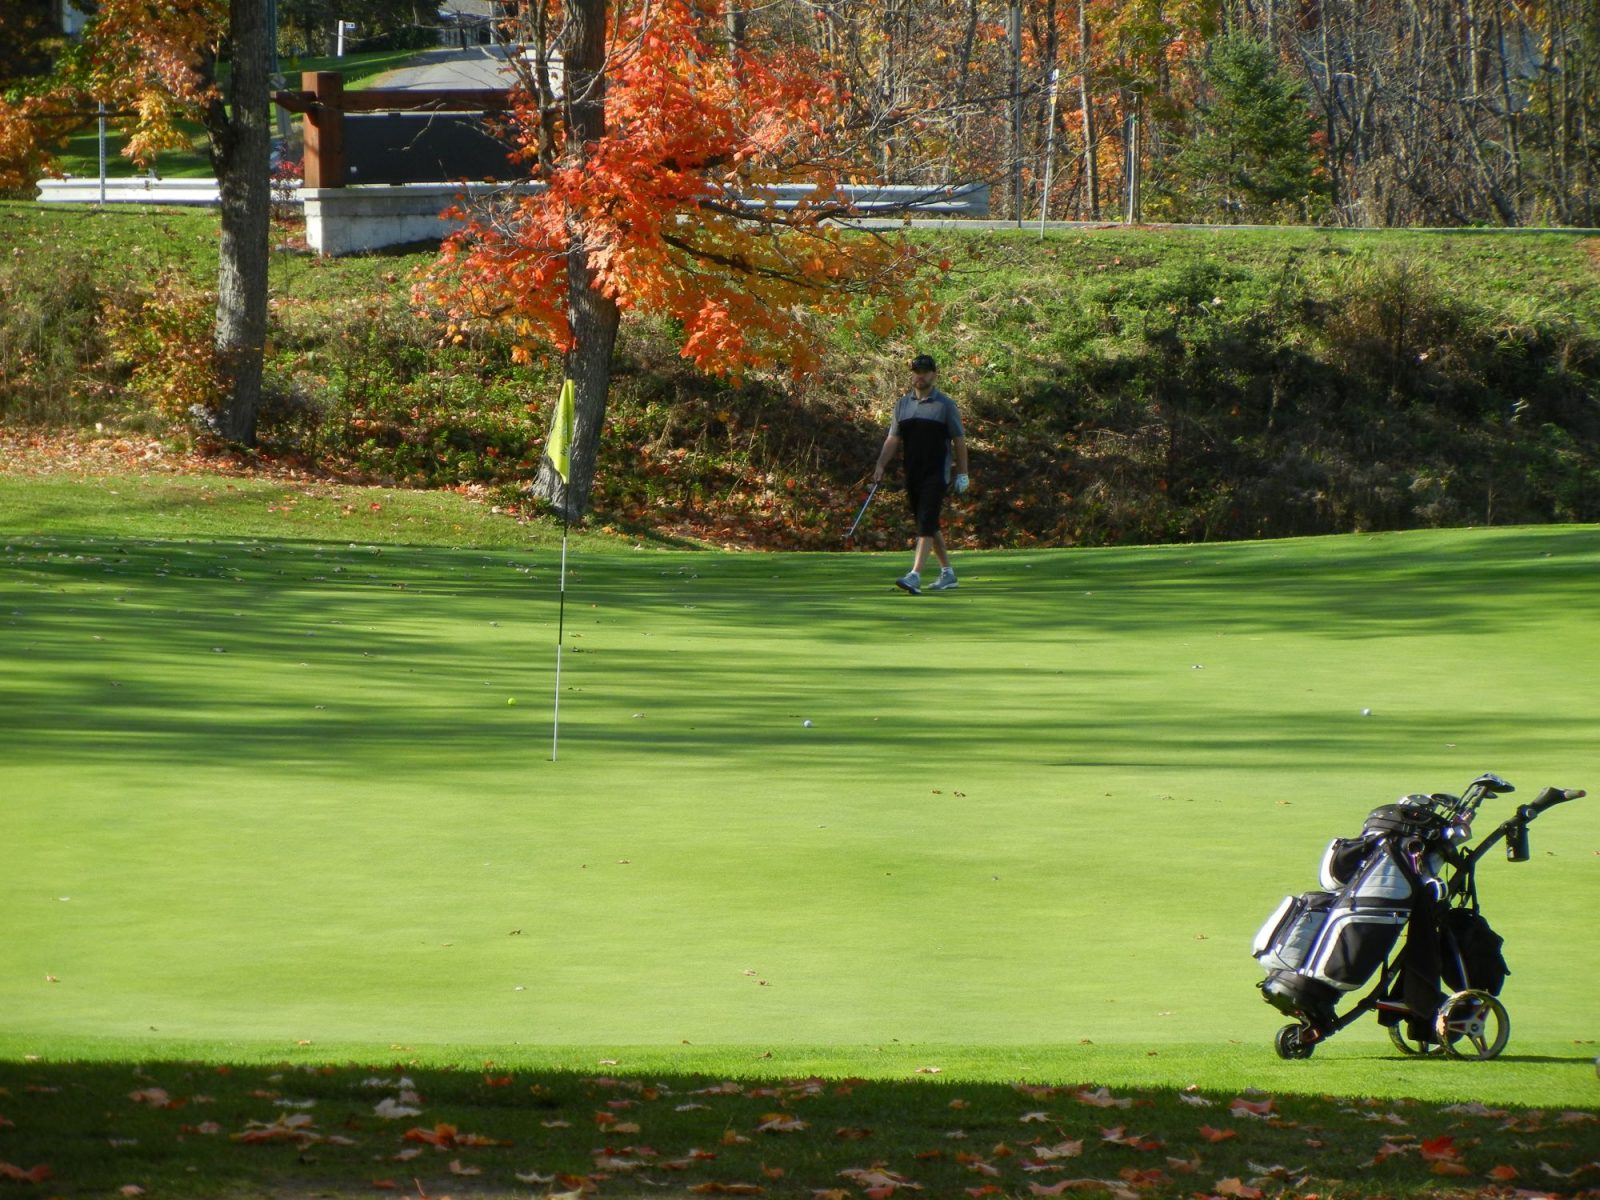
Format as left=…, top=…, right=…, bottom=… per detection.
left=1251, top=772, right=1585, bottom=1060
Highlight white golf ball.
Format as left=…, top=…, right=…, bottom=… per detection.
left=1360, top=708, right=1372, bottom=716
left=803, top=719, right=813, bottom=728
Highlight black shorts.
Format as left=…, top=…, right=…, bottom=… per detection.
left=905, top=474, right=946, bottom=537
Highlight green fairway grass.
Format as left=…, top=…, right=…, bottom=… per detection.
left=2, top=481, right=1597, bottom=1117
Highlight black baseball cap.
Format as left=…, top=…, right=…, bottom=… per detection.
left=909, top=354, right=937, bottom=372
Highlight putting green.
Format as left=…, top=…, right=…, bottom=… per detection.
left=2, top=524, right=1597, bottom=1099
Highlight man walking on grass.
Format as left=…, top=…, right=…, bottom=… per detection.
left=873, top=353, right=970, bottom=595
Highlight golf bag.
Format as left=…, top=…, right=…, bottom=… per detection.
left=1252, top=797, right=1447, bottom=1030
left=1249, top=774, right=1583, bottom=1061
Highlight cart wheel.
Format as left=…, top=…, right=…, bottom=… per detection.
left=1435, top=989, right=1510, bottom=1060
left=1387, top=1020, right=1447, bottom=1057
left=1275, top=1023, right=1316, bottom=1060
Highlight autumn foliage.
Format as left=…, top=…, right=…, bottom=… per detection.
left=419, top=0, right=940, bottom=381
left=0, top=0, right=223, bottom=189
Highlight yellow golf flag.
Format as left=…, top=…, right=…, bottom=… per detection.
left=548, top=378, right=574, bottom=482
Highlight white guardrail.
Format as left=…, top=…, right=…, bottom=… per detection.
left=37, top=177, right=228, bottom=204
left=36, top=177, right=989, bottom=215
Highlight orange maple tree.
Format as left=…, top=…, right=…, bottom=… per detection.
left=418, top=0, right=944, bottom=519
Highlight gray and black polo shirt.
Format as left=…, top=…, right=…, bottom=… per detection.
left=890, top=388, right=964, bottom=485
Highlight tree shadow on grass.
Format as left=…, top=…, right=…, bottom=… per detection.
left=3, top=526, right=1598, bottom=779
left=0, top=1055, right=1592, bottom=1199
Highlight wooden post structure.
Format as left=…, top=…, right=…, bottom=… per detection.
left=302, top=71, right=346, bottom=188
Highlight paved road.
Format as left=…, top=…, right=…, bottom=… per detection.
left=365, top=46, right=519, bottom=90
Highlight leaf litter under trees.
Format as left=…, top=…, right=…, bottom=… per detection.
left=1, top=1060, right=1596, bottom=1198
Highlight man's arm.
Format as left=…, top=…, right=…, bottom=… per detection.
left=873, top=433, right=901, bottom=482
left=952, top=436, right=969, bottom=478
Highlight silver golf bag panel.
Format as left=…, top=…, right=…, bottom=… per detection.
left=1252, top=891, right=1335, bottom=973
left=1255, top=836, right=1431, bottom=1021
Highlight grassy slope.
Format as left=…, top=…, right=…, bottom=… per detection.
left=5, top=200, right=1596, bottom=548
left=2, top=476, right=1597, bottom=1108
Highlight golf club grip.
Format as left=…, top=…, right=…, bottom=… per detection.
left=1525, top=786, right=1584, bottom=816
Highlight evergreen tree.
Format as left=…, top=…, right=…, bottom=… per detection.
left=1170, top=34, right=1328, bottom=223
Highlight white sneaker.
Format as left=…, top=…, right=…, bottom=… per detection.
left=927, top=568, right=958, bottom=591
left=894, top=571, right=922, bottom=595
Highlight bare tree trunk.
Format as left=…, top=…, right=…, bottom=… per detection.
left=534, top=0, right=619, bottom=520
left=1078, top=0, right=1098, bottom=218
left=206, top=0, right=271, bottom=445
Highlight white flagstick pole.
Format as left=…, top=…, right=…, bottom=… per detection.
left=553, top=506, right=568, bottom=762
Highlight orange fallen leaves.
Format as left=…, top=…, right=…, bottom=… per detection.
left=128, top=1087, right=179, bottom=1108
left=1099, top=1126, right=1162, bottom=1151
left=0, top=1162, right=52, bottom=1184
left=1198, top=1125, right=1237, bottom=1143
left=1419, top=1134, right=1460, bottom=1161
left=400, top=1122, right=509, bottom=1149
left=686, top=1184, right=764, bottom=1195
left=1212, top=1178, right=1264, bottom=1198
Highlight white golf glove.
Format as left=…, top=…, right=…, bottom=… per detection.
left=954, top=473, right=970, bottom=494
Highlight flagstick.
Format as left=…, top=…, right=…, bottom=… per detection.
left=552, top=502, right=568, bottom=762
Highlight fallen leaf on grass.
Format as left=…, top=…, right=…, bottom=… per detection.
left=1119, top=1167, right=1167, bottom=1187
left=1213, top=1178, right=1263, bottom=1198
left=1430, top=1160, right=1472, bottom=1177
left=118, top=1187, right=144, bottom=1197
left=1229, top=1097, right=1275, bottom=1118
left=915, top=1066, right=942, bottom=1075
left=1441, top=1102, right=1508, bottom=1119
left=1420, top=1135, right=1464, bottom=1165
left=1028, top=1181, right=1126, bottom=1197
left=755, top=1115, right=807, bottom=1134
left=1032, top=1139, right=1085, bottom=1161
left=1100, top=1126, right=1161, bottom=1150
left=686, top=1184, right=763, bottom=1195
left=128, top=1088, right=178, bottom=1108
left=1541, top=1161, right=1600, bottom=1179
left=1075, top=1087, right=1133, bottom=1109
left=514, top=1171, right=554, bottom=1185
left=1363, top=1142, right=1411, bottom=1167
left=1019, top=1112, right=1053, bottom=1124
left=839, top=1166, right=922, bottom=1191
left=1198, top=1125, right=1236, bottom=1143
left=373, top=1098, right=422, bottom=1119
left=0, top=1163, right=51, bottom=1184
left=401, top=1123, right=508, bottom=1148
left=1487, top=1164, right=1519, bottom=1181
left=447, top=1159, right=481, bottom=1176
left=834, top=1127, right=873, bottom=1140
left=1178, top=1093, right=1214, bottom=1107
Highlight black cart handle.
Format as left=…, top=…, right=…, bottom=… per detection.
left=1523, top=786, right=1585, bottom=818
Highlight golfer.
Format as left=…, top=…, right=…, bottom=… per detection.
left=873, top=353, right=969, bottom=595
